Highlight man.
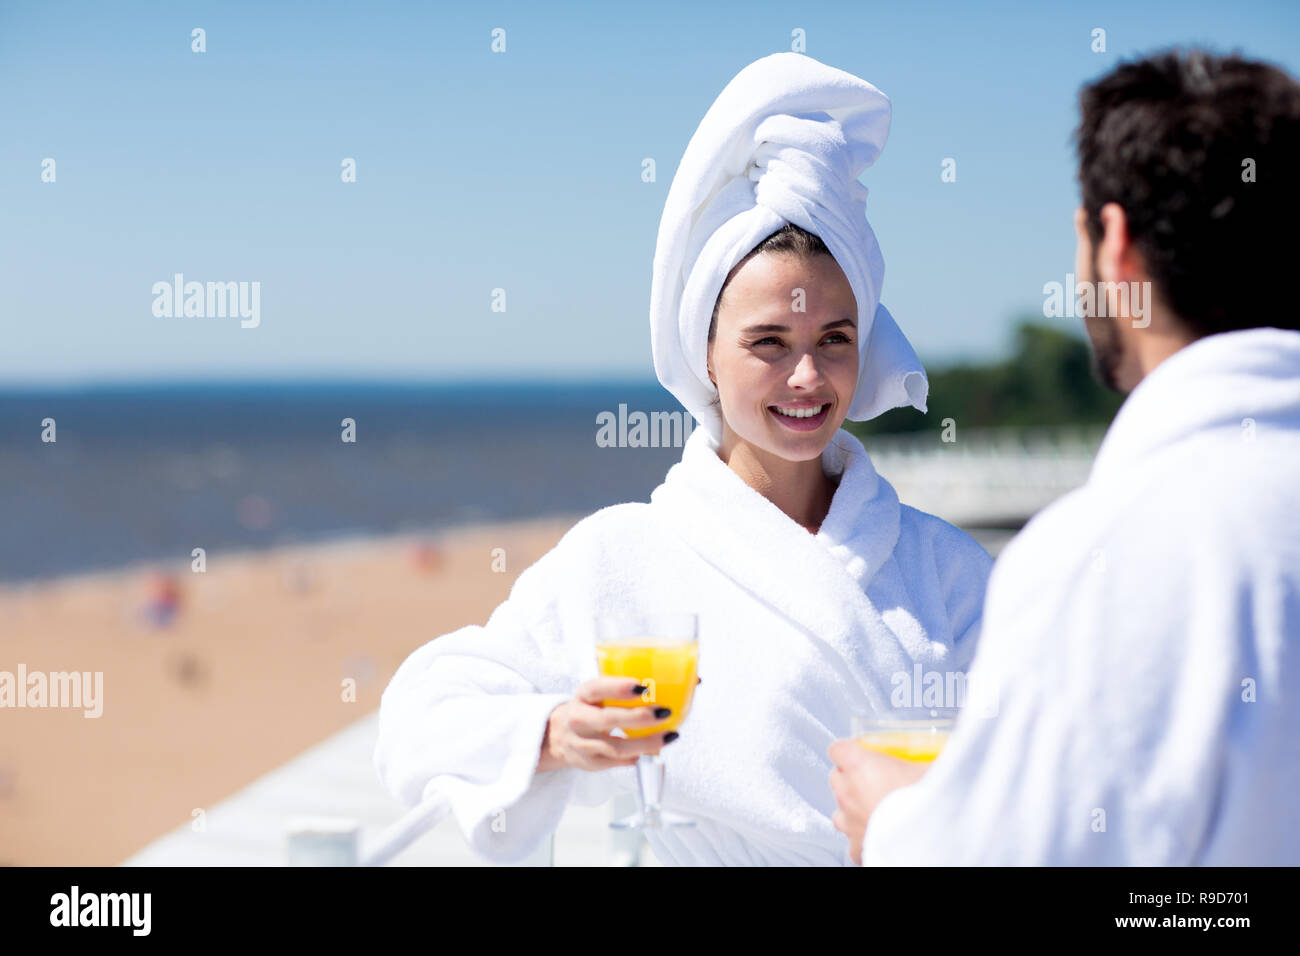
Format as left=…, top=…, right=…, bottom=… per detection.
left=829, top=47, right=1300, bottom=865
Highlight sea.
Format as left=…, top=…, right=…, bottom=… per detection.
left=0, top=381, right=691, bottom=583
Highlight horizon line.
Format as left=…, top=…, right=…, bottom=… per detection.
left=0, top=374, right=674, bottom=394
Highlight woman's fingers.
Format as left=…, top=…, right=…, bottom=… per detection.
left=577, top=730, right=676, bottom=768
left=568, top=700, right=667, bottom=736
left=574, top=676, right=647, bottom=706
left=599, top=701, right=675, bottom=734
left=606, top=731, right=678, bottom=759
left=558, top=679, right=687, bottom=771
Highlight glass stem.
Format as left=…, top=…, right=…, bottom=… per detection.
left=635, top=753, right=665, bottom=825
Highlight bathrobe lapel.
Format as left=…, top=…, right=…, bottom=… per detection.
left=649, top=426, right=913, bottom=713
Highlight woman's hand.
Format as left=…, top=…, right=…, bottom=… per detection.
left=536, top=676, right=679, bottom=773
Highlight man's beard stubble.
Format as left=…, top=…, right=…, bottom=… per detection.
left=1085, top=314, right=1124, bottom=393
left=1082, top=246, right=1125, bottom=393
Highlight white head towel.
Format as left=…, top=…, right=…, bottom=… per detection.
left=649, top=52, right=929, bottom=444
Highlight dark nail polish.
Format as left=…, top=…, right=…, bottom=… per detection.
left=631, top=684, right=648, bottom=695
left=663, top=731, right=680, bottom=743
left=696, top=676, right=702, bottom=684
left=654, top=707, right=672, bottom=718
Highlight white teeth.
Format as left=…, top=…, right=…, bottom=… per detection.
left=772, top=404, right=826, bottom=419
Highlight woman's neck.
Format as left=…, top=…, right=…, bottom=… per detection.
left=715, top=433, right=838, bottom=534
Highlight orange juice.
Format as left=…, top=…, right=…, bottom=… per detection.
left=596, top=640, right=698, bottom=739
left=855, top=730, right=949, bottom=762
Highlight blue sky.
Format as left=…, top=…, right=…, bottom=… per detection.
left=2, top=0, right=1297, bottom=386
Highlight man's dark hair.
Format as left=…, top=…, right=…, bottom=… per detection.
left=1074, top=47, right=1300, bottom=337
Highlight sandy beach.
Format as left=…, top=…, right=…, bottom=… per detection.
left=0, top=515, right=582, bottom=866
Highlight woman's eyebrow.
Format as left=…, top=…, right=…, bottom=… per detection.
left=741, top=317, right=857, bottom=334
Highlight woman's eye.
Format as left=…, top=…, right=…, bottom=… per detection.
left=750, top=333, right=850, bottom=347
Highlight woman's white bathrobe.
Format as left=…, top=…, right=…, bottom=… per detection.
left=375, top=425, right=993, bottom=865
left=862, top=327, right=1300, bottom=865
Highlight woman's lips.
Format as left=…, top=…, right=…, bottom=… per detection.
left=768, top=403, right=829, bottom=432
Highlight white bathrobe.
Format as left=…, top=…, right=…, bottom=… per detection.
left=375, top=425, right=993, bottom=865
left=862, top=326, right=1300, bottom=866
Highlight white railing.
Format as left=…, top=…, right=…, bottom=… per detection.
left=859, top=425, right=1106, bottom=526
left=286, top=793, right=645, bottom=867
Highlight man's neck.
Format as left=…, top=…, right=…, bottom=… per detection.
left=1120, top=307, right=1199, bottom=392
left=1135, top=326, right=1198, bottom=382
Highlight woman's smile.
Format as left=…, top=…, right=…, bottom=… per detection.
left=768, top=401, right=831, bottom=431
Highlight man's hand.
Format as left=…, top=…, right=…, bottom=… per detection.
left=828, top=739, right=931, bottom=865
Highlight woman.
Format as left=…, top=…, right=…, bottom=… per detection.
left=374, top=52, right=993, bottom=865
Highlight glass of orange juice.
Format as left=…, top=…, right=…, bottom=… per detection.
left=595, top=612, right=698, bottom=829
left=851, top=708, right=958, bottom=763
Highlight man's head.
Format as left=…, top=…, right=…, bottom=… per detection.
left=1072, top=48, right=1300, bottom=392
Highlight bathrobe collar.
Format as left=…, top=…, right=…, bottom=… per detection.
left=649, top=423, right=906, bottom=707
left=1089, top=327, right=1300, bottom=485
left=655, top=424, right=900, bottom=583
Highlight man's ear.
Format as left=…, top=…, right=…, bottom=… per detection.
left=1095, top=202, right=1133, bottom=284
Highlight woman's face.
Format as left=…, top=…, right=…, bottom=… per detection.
left=707, top=251, right=860, bottom=462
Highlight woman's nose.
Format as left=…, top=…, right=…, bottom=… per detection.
left=787, top=351, right=823, bottom=386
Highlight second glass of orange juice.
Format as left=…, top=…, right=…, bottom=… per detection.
left=595, top=612, right=698, bottom=829
left=851, top=708, right=958, bottom=763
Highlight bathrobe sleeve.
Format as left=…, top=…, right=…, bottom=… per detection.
left=373, top=535, right=595, bottom=863
left=861, top=489, right=1279, bottom=865
left=934, top=523, right=994, bottom=671
left=903, top=507, right=995, bottom=670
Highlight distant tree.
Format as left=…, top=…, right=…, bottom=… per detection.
left=847, top=318, right=1124, bottom=437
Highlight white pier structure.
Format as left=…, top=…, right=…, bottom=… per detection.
left=865, top=425, right=1104, bottom=528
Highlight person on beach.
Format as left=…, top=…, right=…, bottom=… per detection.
left=373, top=53, right=994, bottom=865
left=830, top=48, right=1300, bottom=865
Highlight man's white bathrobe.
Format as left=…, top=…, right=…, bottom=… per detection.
left=863, top=327, right=1300, bottom=865
left=375, top=425, right=993, bottom=865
